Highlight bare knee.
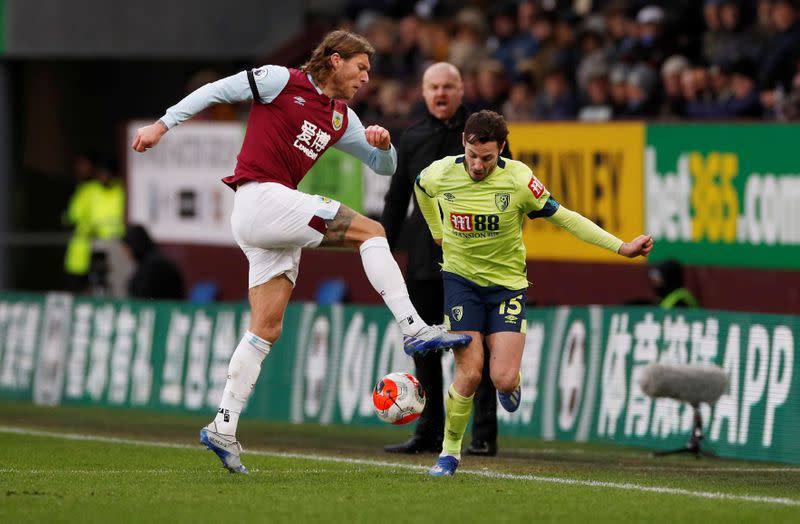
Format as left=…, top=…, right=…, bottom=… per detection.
left=250, top=317, right=283, bottom=344
left=492, top=368, right=520, bottom=393
left=455, top=367, right=483, bottom=395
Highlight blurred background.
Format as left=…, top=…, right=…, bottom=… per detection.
left=0, top=0, right=799, bottom=313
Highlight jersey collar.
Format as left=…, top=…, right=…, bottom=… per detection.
left=306, top=73, right=324, bottom=95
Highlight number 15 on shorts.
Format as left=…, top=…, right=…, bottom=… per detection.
left=498, top=295, right=523, bottom=316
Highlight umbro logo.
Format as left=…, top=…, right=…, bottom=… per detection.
left=443, top=193, right=456, bottom=201
left=294, top=96, right=306, bottom=106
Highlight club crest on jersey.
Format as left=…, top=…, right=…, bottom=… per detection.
left=332, top=110, right=344, bottom=131
left=495, top=193, right=510, bottom=211
left=452, top=306, right=464, bottom=321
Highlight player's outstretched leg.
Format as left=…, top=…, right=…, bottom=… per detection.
left=358, top=237, right=471, bottom=354
left=497, top=372, right=522, bottom=413
left=429, top=384, right=473, bottom=477
left=322, top=207, right=471, bottom=355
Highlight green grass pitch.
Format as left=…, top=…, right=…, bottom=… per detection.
left=1, top=402, right=798, bottom=523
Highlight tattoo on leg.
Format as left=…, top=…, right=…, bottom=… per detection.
left=320, top=206, right=355, bottom=247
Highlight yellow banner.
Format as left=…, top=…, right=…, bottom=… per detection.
left=509, top=122, right=645, bottom=263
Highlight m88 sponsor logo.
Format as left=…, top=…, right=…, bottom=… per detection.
left=450, top=212, right=500, bottom=232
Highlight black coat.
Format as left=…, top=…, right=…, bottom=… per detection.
left=380, top=105, right=511, bottom=281
left=122, top=225, right=186, bottom=300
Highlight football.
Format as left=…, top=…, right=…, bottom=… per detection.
left=372, top=372, right=426, bottom=425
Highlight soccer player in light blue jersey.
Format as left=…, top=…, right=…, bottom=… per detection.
left=415, top=110, right=654, bottom=476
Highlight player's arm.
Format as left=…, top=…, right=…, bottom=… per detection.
left=131, top=65, right=290, bottom=153
left=413, top=170, right=443, bottom=243
left=332, top=108, right=397, bottom=175
left=544, top=205, right=653, bottom=257
left=522, top=170, right=652, bottom=258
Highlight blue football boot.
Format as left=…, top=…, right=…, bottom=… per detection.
left=428, top=455, right=460, bottom=477
left=497, top=373, right=522, bottom=413
left=200, top=422, right=248, bottom=474
left=404, top=325, right=472, bottom=356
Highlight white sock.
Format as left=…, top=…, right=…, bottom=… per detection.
left=214, top=331, right=271, bottom=436
left=359, top=236, right=425, bottom=335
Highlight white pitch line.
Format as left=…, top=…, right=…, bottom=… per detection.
left=614, top=466, right=800, bottom=473
left=1, top=426, right=798, bottom=508
left=0, top=468, right=325, bottom=475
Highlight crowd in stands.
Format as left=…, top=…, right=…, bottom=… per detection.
left=339, top=0, right=800, bottom=123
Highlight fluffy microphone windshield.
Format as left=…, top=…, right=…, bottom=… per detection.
left=639, top=363, right=728, bottom=405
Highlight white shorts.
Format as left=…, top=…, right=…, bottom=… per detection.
left=231, top=182, right=341, bottom=288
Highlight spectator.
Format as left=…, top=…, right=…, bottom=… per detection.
left=702, top=0, right=726, bottom=65
left=534, top=65, right=579, bottom=120
left=626, top=5, right=674, bottom=69
left=520, top=8, right=559, bottom=83
left=660, top=54, right=689, bottom=118
left=121, top=224, right=186, bottom=300
left=781, top=62, right=800, bottom=119
left=609, top=62, right=630, bottom=115
left=621, top=64, right=659, bottom=118
left=718, top=0, right=763, bottom=63
left=552, top=10, right=580, bottom=77
left=418, top=20, right=450, bottom=62
left=710, top=62, right=734, bottom=103
left=488, top=2, right=526, bottom=79
left=502, top=78, right=537, bottom=121
left=63, top=153, right=98, bottom=293
left=82, top=158, right=126, bottom=297
left=448, top=7, right=489, bottom=71
left=578, top=64, right=614, bottom=121
left=754, top=0, right=777, bottom=43
left=688, top=59, right=762, bottom=118
left=649, top=260, right=699, bottom=308
left=728, top=59, right=764, bottom=117
left=606, top=2, right=636, bottom=62
left=517, top=0, right=538, bottom=34
left=365, top=17, right=398, bottom=79
left=395, top=15, right=425, bottom=79
left=375, top=80, right=410, bottom=118
left=575, top=26, right=610, bottom=94
left=475, top=59, right=508, bottom=112
left=681, top=63, right=715, bottom=107
left=759, top=0, right=800, bottom=117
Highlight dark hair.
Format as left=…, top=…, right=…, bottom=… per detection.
left=463, top=110, right=508, bottom=146
left=301, top=30, right=375, bottom=85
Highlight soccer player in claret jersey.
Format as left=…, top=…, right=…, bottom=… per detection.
left=131, top=30, right=471, bottom=474
left=414, top=110, right=653, bottom=476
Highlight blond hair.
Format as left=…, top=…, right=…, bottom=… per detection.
left=301, top=30, right=375, bottom=85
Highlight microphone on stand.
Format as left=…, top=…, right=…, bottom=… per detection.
left=639, top=363, right=729, bottom=458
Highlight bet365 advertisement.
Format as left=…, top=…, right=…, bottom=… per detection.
left=645, top=123, right=800, bottom=269
left=1, top=292, right=797, bottom=464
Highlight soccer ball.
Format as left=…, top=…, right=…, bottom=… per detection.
left=372, top=372, right=426, bottom=425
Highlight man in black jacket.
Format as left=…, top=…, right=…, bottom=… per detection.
left=381, top=62, right=506, bottom=456
left=122, top=224, right=186, bottom=300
